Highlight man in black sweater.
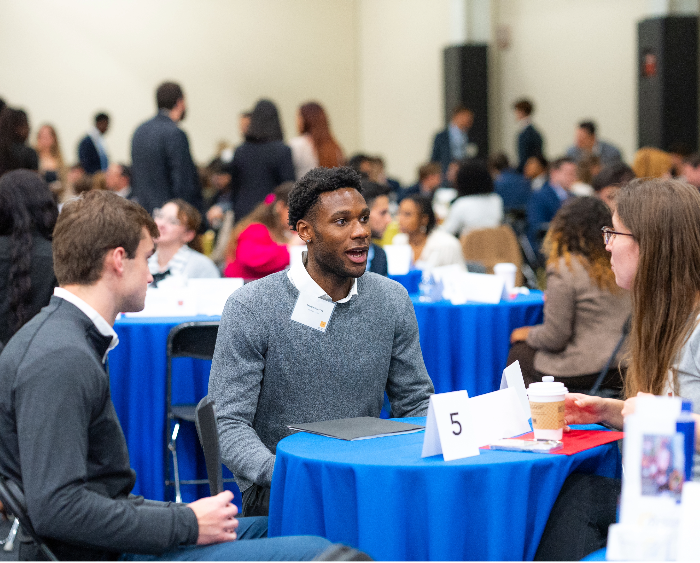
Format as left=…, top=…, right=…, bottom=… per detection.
left=0, top=191, right=329, bottom=560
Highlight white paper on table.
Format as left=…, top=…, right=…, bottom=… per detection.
left=678, top=482, right=700, bottom=560
left=444, top=272, right=507, bottom=305
left=421, top=390, right=479, bottom=461
left=499, top=361, right=531, bottom=419
left=383, top=244, right=413, bottom=276
left=619, top=395, right=683, bottom=555
left=124, top=287, right=197, bottom=317
left=467, top=388, right=531, bottom=447
left=188, top=278, right=244, bottom=315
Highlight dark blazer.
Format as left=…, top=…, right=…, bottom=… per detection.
left=229, top=141, right=294, bottom=221
left=527, top=183, right=571, bottom=255
left=130, top=112, right=202, bottom=215
left=516, top=124, right=543, bottom=173
left=430, top=129, right=452, bottom=174
left=494, top=169, right=531, bottom=213
left=368, top=244, right=388, bottom=276
left=77, top=135, right=103, bottom=174
left=0, top=235, right=56, bottom=345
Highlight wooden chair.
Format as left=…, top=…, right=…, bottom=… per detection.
left=460, top=224, right=524, bottom=286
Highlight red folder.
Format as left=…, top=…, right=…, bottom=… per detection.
left=483, top=430, right=624, bottom=455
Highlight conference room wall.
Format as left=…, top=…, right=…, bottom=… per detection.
left=493, top=0, right=655, bottom=165
left=0, top=0, right=360, bottom=167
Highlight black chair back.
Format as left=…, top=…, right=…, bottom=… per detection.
left=195, top=396, right=224, bottom=496
left=0, top=476, right=57, bottom=561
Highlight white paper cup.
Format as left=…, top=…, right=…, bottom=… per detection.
left=494, top=262, right=517, bottom=294
left=526, top=376, right=567, bottom=440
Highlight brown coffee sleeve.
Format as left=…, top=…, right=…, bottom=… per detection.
left=529, top=401, right=565, bottom=430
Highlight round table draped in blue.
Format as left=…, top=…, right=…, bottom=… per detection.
left=269, top=419, right=622, bottom=562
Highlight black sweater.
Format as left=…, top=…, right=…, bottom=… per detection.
left=0, top=296, right=198, bottom=560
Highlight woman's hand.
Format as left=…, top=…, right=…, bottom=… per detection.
left=621, top=392, right=654, bottom=417
left=564, top=393, right=625, bottom=430
left=510, top=326, right=531, bottom=344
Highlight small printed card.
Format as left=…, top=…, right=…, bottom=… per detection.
left=291, top=291, right=335, bottom=333
left=421, top=390, right=479, bottom=461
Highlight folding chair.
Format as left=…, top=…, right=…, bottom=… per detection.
left=0, top=475, right=57, bottom=561
left=165, top=321, right=220, bottom=503
left=195, top=396, right=225, bottom=496
left=460, top=224, right=525, bottom=286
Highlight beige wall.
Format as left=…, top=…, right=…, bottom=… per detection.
left=0, top=0, right=684, bottom=184
left=493, top=0, right=652, bottom=165
left=0, top=0, right=359, bottom=165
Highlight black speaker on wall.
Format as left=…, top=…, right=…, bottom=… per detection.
left=638, top=16, right=698, bottom=152
left=444, top=44, right=489, bottom=159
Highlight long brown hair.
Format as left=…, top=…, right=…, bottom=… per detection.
left=225, top=182, right=295, bottom=262
left=616, top=179, right=700, bottom=397
left=299, top=102, right=344, bottom=168
left=543, top=196, right=618, bottom=293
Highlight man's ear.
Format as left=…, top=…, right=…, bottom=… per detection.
left=296, top=220, right=312, bottom=243
left=106, top=247, right=128, bottom=277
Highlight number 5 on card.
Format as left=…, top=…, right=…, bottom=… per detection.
left=421, top=391, right=480, bottom=461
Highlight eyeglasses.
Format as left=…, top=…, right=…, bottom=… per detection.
left=153, top=208, right=181, bottom=226
left=601, top=226, right=634, bottom=245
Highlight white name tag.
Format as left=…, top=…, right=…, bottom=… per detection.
left=291, top=291, right=336, bottom=333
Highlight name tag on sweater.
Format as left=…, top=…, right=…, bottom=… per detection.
left=291, top=292, right=335, bottom=333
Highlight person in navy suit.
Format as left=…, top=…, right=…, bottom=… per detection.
left=77, top=113, right=109, bottom=174
left=362, top=180, right=391, bottom=276
left=430, top=106, right=474, bottom=174
left=130, top=82, right=202, bottom=216
left=513, top=99, right=543, bottom=173
left=527, top=157, right=577, bottom=258
left=489, top=153, right=531, bottom=213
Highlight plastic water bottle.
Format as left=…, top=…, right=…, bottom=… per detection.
left=677, top=400, right=695, bottom=482
left=418, top=272, right=435, bottom=302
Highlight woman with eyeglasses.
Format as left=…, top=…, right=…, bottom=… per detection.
left=508, top=196, right=631, bottom=389
left=565, top=178, right=700, bottom=440
left=149, top=199, right=220, bottom=282
left=535, top=179, right=700, bottom=561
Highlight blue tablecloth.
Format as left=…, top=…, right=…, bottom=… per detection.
left=413, top=291, right=544, bottom=396
left=269, top=420, right=622, bottom=561
left=109, top=315, right=240, bottom=505
left=389, top=270, right=423, bottom=294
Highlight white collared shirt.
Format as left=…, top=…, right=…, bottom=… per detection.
left=287, top=255, right=358, bottom=303
left=53, top=287, right=119, bottom=362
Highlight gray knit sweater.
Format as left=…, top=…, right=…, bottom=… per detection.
left=209, top=270, right=434, bottom=492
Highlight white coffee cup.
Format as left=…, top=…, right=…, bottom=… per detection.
left=494, top=262, right=517, bottom=295
left=526, top=376, right=568, bottom=440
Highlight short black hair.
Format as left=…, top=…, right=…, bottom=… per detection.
left=288, top=167, right=363, bottom=228
left=403, top=193, right=437, bottom=234
left=156, top=81, right=184, bottom=110
left=578, top=121, right=596, bottom=136
left=489, top=153, right=510, bottom=173
left=347, top=153, right=371, bottom=176
left=119, top=163, right=132, bottom=183
left=95, top=112, right=109, bottom=124
left=455, top=159, right=494, bottom=197
left=591, top=162, right=635, bottom=192
left=683, top=153, right=700, bottom=168
left=361, top=180, right=391, bottom=208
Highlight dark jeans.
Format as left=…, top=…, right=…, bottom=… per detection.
left=535, top=473, right=621, bottom=561
left=507, top=341, right=623, bottom=392
left=121, top=516, right=331, bottom=561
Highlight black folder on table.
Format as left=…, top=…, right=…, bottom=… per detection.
left=287, top=416, right=425, bottom=441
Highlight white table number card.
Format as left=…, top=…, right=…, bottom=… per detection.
left=421, top=390, right=479, bottom=461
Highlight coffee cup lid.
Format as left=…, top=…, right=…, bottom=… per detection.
left=526, top=375, right=568, bottom=397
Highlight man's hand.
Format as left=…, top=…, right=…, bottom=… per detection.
left=188, top=490, right=239, bottom=545
left=510, top=326, right=531, bottom=344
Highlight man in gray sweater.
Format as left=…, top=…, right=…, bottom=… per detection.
left=209, top=167, right=434, bottom=516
